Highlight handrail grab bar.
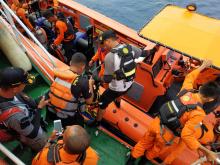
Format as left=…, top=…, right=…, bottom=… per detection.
left=0, top=143, right=25, bottom=165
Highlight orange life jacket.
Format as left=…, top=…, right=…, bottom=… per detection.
left=48, top=69, right=79, bottom=113
left=159, top=89, right=203, bottom=136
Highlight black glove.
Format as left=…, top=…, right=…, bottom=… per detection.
left=86, top=119, right=101, bottom=127
left=126, top=156, right=136, bottom=165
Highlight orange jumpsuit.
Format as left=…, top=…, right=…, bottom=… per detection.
left=53, top=20, right=67, bottom=46
left=53, top=20, right=74, bottom=46
left=131, top=117, right=184, bottom=164
left=132, top=68, right=214, bottom=164
left=11, top=3, right=34, bottom=31
left=91, top=48, right=108, bottom=77
left=32, top=141, right=99, bottom=165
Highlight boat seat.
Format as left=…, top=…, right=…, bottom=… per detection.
left=73, top=32, right=87, bottom=45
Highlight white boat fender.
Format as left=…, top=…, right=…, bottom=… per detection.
left=0, top=24, right=32, bottom=72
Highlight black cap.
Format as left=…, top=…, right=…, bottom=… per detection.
left=0, top=67, right=34, bottom=88
left=98, top=30, right=117, bottom=44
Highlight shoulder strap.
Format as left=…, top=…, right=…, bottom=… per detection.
left=47, top=143, right=61, bottom=163
left=177, top=89, right=198, bottom=97
left=16, top=93, right=38, bottom=109
left=75, top=151, right=86, bottom=165
left=47, top=143, right=86, bottom=165
left=198, top=123, right=208, bottom=140
left=110, top=48, right=118, bottom=54
left=110, top=44, right=124, bottom=54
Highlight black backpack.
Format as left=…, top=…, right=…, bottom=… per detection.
left=159, top=89, right=203, bottom=136
left=111, top=44, right=136, bottom=82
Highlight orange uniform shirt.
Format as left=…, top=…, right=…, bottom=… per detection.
left=53, top=20, right=67, bottom=46
left=11, top=4, right=34, bottom=31
left=32, top=142, right=99, bottom=165
left=178, top=69, right=206, bottom=150
left=91, top=48, right=108, bottom=77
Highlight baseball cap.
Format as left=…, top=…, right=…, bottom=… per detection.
left=98, top=30, right=117, bottom=44
left=0, top=67, right=35, bottom=87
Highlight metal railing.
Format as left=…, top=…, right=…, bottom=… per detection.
left=0, top=0, right=56, bottom=82
left=0, top=143, right=25, bottom=165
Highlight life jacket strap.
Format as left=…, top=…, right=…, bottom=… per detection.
left=49, top=91, right=78, bottom=104
left=198, top=123, right=208, bottom=140
left=47, top=142, right=86, bottom=164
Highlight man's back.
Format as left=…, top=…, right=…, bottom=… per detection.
left=104, top=44, right=142, bottom=92
left=32, top=143, right=99, bottom=165
left=32, top=125, right=99, bottom=165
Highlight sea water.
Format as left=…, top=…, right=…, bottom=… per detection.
left=75, top=0, right=220, bottom=30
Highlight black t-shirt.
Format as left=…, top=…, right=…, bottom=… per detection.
left=71, top=76, right=92, bottom=100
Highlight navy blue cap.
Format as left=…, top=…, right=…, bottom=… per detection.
left=0, top=67, right=33, bottom=87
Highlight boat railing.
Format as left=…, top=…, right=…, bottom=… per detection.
left=0, top=0, right=55, bottom=82
left=0, top=142, right=25, bottom=165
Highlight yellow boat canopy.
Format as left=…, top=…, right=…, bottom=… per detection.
left=139, top=5, right=220, bottom=67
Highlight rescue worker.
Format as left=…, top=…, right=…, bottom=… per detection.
left=89, top=42, right=108, bottom=78
left=127, top=117, right=215, bottom=165
left=32, top=125, right=99, bottom=165
left=127, top=59, right=220, bottom=164
left=0, top=67, right=49, bottom=151
left=42, top=10, right=75, bottom=63
left=11, top=0, right=34, bottom=32
left=47, top=52, right=94, bottom=128
left=88, top=30, right=159, bottom=126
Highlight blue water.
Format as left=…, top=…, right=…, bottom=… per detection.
left=75, top=0, right=220, bottom=30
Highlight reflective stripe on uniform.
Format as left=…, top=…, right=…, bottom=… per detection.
left=171, top=100, right=180, bottom=113
left=124, top=68, right=136, bottom=77
left=55, top=78, right=72, bottom=89
left=124, top=59, right=134, bottom=66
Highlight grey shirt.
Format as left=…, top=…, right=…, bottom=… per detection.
left=104, top=44, right=142, bottom=92
left=2, top=96, right=47, bottom=151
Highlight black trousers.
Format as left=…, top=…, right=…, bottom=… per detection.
left=62, top=40, right=74, bottom=63
left=46, top=110, right=84, bottom=128
left=99, top=88, right=128, bottom=109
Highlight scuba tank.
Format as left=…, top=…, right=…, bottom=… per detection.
left=35, top=27, right=48, bottom=49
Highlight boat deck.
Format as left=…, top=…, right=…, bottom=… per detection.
left=0, top=53, right=152, bottom=165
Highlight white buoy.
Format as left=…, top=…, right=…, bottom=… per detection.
left=0, top=24, right=32, bottom=71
